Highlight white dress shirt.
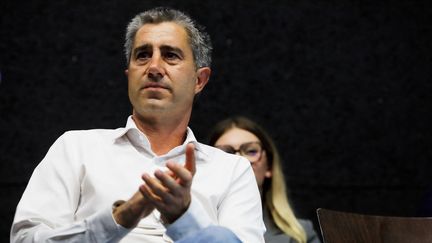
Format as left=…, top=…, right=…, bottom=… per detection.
left=11, top=116, right=265, bottom=243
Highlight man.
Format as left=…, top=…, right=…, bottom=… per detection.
left=11, top=7, right=265, bottom=243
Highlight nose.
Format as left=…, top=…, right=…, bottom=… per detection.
left=147, top=53, right=165, bottom=81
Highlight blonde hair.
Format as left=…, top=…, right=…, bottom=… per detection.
left=208, top=116, right=307, bottom=243
left=266, top=139, right=307, bottom=243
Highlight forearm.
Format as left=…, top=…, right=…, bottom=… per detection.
left=11, top=207, right=129, bottom=243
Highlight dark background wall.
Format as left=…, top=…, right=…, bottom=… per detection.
left=1, top=0, right=432, bottom=241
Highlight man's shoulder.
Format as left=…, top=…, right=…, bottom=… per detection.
left=198, top=143, right=234, bottom=158
left=58, top=127, right=123, bottom=143
left=197, top=142, right=250, bottom=166
left=62, top=127, right=120, bottom=136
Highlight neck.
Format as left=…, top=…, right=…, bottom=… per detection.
left=132, top=112, right=190, bottom=155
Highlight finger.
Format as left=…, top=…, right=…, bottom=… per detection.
left=141, top=174, right=169, bottom=202
left=166, top=170, right=176, bottom=179
left=139, top=183, right=162, bottom=202
left=162, top=161, right=177, bottom=179
left=166, top=161, right=193, bottom=188
left=154, top=169, right=181, bottom=193
left=184, top=143, right=196, bottom=175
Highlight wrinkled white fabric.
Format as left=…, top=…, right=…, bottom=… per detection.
left=11, top=116, right=265, bottom=243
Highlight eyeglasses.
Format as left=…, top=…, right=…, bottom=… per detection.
left=216, top=141, right=263, bottom=163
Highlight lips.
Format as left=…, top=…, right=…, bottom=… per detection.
left=142, top=82, right=170, bottom=90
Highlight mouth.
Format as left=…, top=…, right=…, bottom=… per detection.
left=142, top=83, right=170, bottom=91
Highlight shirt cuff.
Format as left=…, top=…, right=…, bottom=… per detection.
left=85, top=205, right=131, bottom=242
left=165, top=197, right=213, bottom=241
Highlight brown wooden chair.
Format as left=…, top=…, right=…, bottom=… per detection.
left=316, top=208, right=432, bottom=243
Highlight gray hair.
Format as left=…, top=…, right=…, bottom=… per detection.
left=124, top=7, right=212, bottom=68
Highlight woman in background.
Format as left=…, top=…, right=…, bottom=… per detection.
left=208, top=116, right=321, bottom=243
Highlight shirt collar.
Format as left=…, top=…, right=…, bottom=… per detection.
left=112, top=116, right=208, bottom=157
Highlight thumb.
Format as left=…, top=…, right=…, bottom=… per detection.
left=185, top=143, right=196, bottom=176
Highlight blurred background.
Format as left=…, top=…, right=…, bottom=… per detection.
left=1, top=0, right=432, bottom=241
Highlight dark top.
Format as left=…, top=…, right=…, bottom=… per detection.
left=263, top=207, right=321, bottom=243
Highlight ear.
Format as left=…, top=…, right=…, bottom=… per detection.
left=194, top=67, right=211, bottom=94
left=265, top=170, right=272, bottom=178
left=263, top=151, right=272, bottom=178
left=124, top=69, right=129, bottom=77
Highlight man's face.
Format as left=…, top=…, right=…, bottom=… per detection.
left=126, top=22, right=210, bottom=119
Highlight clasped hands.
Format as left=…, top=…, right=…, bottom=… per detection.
left=113, top=143, right=196, bottom=228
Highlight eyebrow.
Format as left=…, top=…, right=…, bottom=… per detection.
left=133, top=44, right=185, bottom=58
left=161, top=45, right=185, bottom=59
left=133, top=44, right=151, bottom=56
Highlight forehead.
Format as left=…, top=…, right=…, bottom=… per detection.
left=133, top=22, right=191, bottom=50
left=215, top=127, right=260, bottom=146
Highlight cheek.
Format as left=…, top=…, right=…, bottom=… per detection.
left=127, top=80, right=139, bottom=98
left=172, top=66, right=197, bottom=82
left=251, top=166, right=266, bottom=186
left=252, top=163, right=267, bottom=175
left=174, top=78, right=198, bottom=98
left=127, top=72, right=140, bottom=88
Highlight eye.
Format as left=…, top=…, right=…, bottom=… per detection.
left=136, top=51, right=151, bottom=60
left=164, top=51, right=180, bottom=60
left=245, top=148, right=259, bottom=156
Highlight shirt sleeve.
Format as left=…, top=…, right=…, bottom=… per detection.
left=165, top=196, right=213, bottom=240
left=10, top=133, right=130, bottom=243
left=11, top=207, right=130, bottom=243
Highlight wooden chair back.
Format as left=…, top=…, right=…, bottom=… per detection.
left=316, top=208, right=432, bottom=243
